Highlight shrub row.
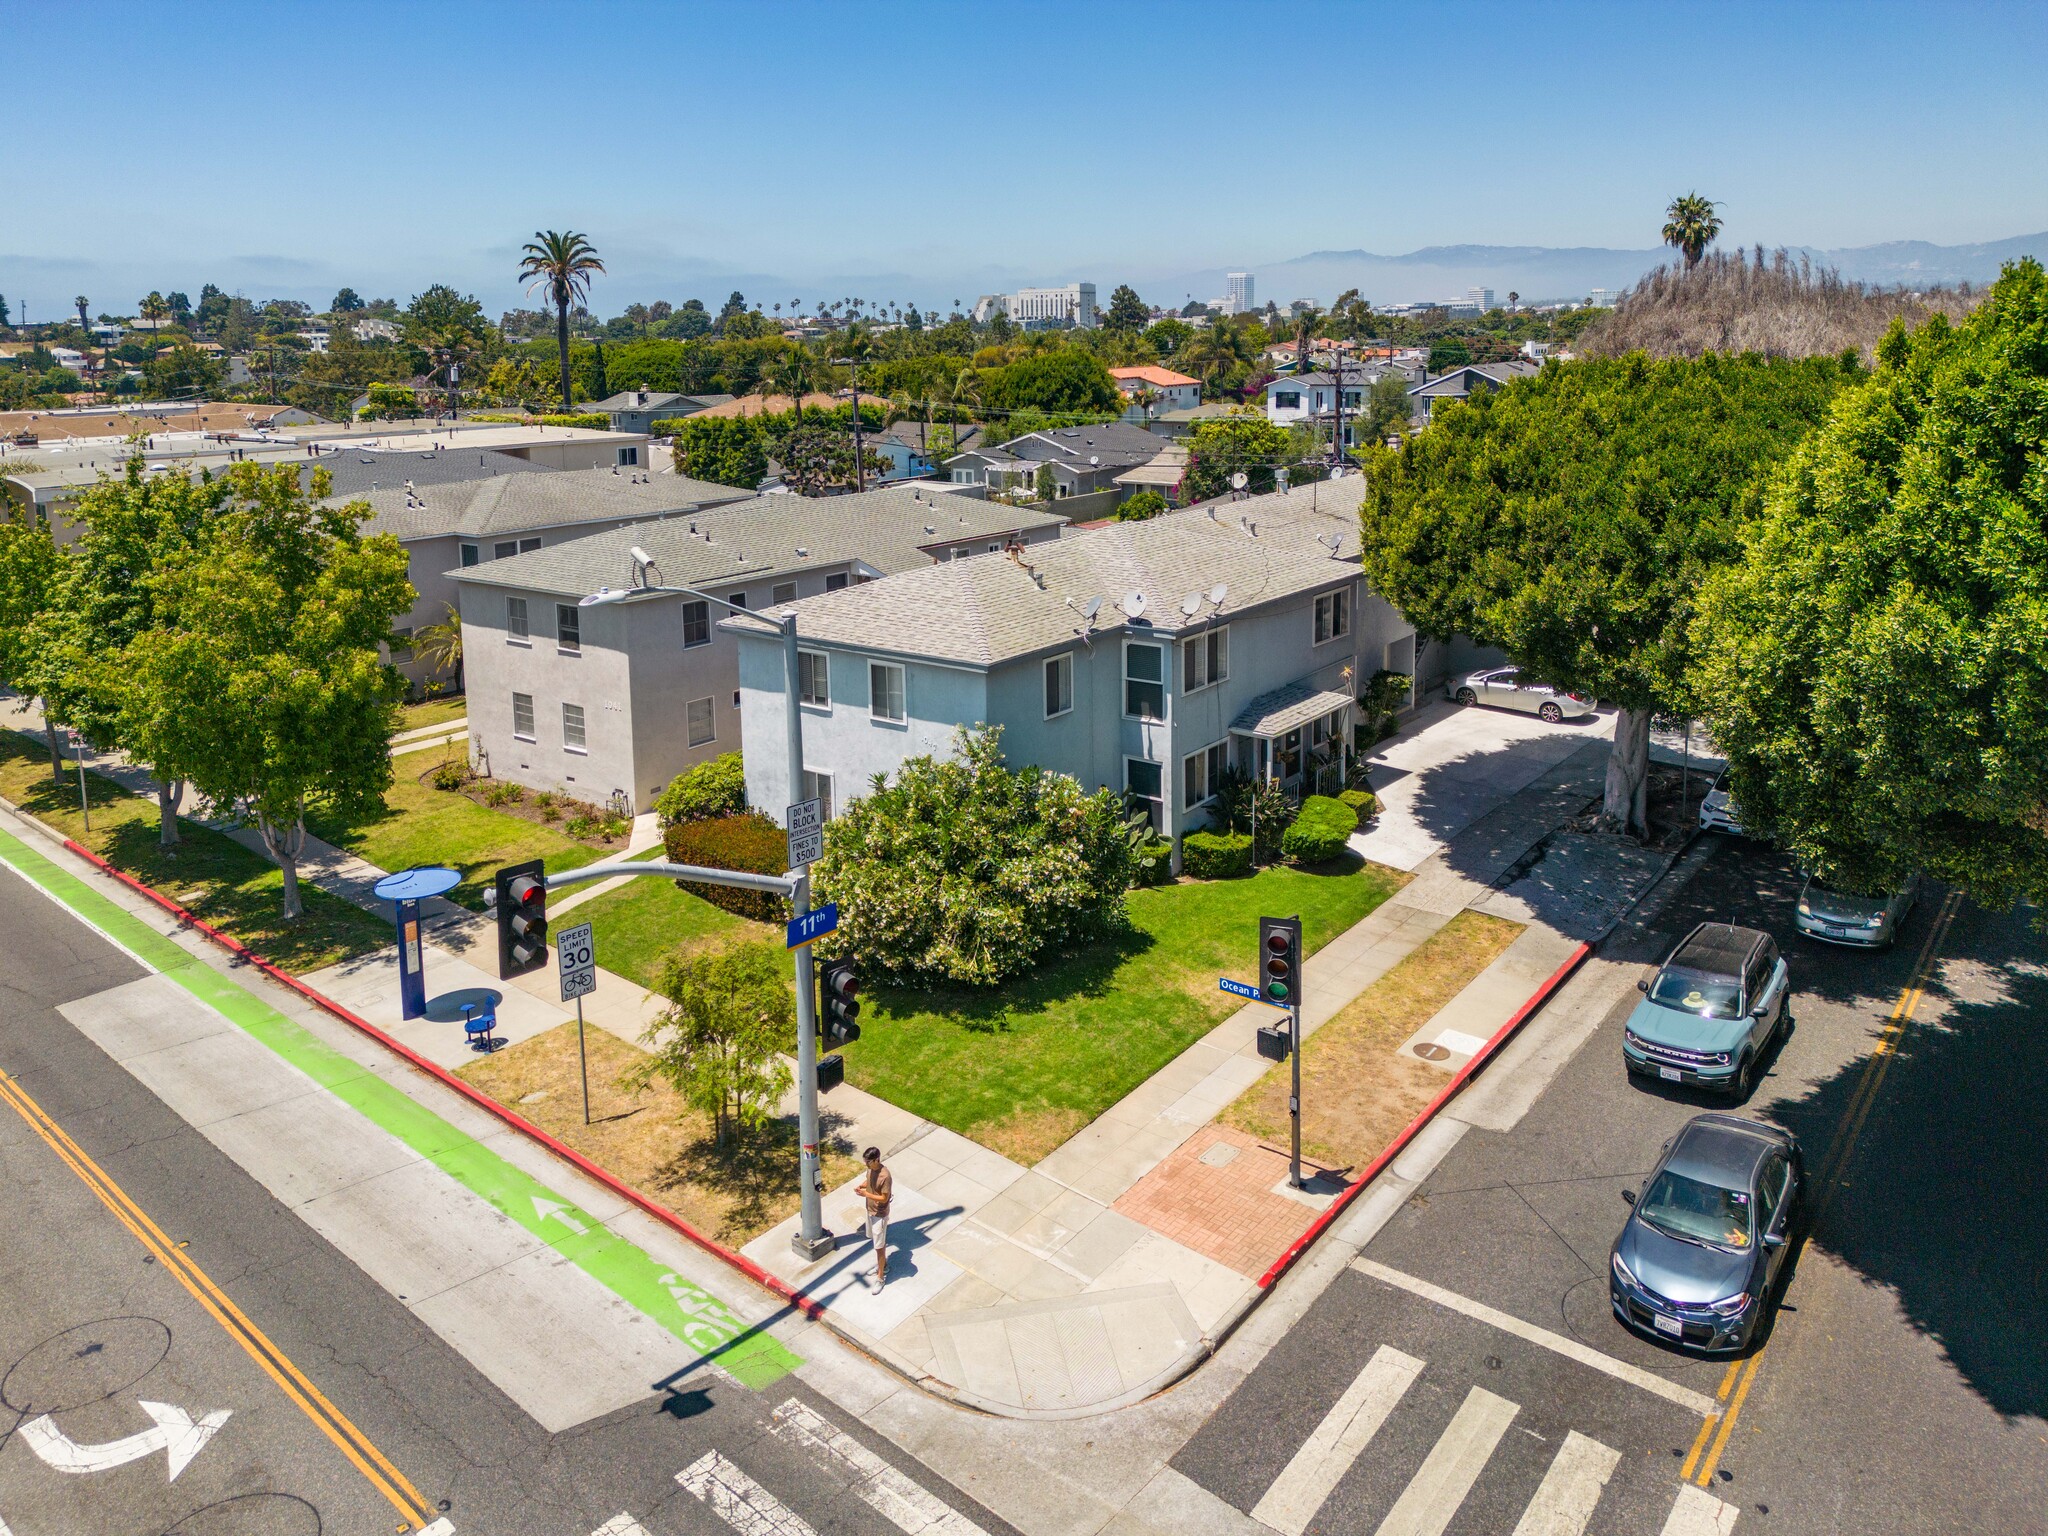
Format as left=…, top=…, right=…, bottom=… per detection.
left=1338, top=788, right=1379, bottom=827
left=1182, top=830, right=1252, bottom=879
left=664, top=811, right=792, bottom=922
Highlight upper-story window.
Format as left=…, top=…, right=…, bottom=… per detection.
left=460, top=542, right=480, bottom=566
left=1124, top=641, right=1165, bottom=721
left=507, top=596, right=529, bottom=642
left=1275, top=391, right=1301, bottom=409
left=798, top=649, right=830, bottom=707
left=1183, top=626, right=1228, bottom=691
left=556, top=603, right=581, bottom=654
left=773, top=581, right=798, bottom=605
left=1044, top=653, right=1073, bottom=719
left=681, top=600, right=710, bottom=648
left=1313, top=589, right=1351, bottom=645
left=869, top=662, right=906, bottom=723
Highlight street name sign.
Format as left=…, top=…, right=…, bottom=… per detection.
left=1221, top=976, right=1290, bottom=1009
left=557, top=922, right=596, bottom=1002
left=786, top=903, right=840, bottom=950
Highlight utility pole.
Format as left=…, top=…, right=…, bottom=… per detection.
left=782, top=610, right=832, bottom=1260
left=849, top=356, right=866, bottom=494
left=1329, top=347, right=1347, bottom=472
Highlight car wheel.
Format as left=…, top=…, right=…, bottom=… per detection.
left=1456, top=687, right=1478, bottom=705
left=1539, top=702, right=1563, bottom=723
left=1733, top=1052, right=1756, bottom=1099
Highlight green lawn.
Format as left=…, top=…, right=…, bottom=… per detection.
left=840, top=855, right=1408, bottom=1163
left=570, top=859, right=776, bottom=992
left=0, top=732, right=390, bottom=974
left=397, top=697, right=467, bottom=734
left=304, top=762, right=601, bottom=911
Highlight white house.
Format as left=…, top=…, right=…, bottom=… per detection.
left=1109, top=366, right=1202, bottom=423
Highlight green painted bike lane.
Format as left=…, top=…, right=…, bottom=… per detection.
left=0, top=825, right=801, bottom=1390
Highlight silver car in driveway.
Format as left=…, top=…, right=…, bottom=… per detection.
left=1447, top=666, right=1597, bottom=723
left=1796, top=873, right=1920, bottom=948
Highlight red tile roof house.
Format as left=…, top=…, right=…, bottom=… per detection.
left=1109, top=365, right=1202, bottom=423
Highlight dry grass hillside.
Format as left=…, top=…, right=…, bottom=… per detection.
left=1579, top=246, right=1983, bottom=361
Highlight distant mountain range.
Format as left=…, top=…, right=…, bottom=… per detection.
left=1155, top=231, right=2048, bottom=310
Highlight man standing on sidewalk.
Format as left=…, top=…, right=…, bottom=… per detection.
left=860, top=1146, right=892, bottom=1287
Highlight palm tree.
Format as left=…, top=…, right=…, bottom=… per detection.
left=1507, top=291, right=1519, bottom=310
left=138, top=292, right=170, bottom=327
left=1179, top=318, right=1254, bottom=399
left=518, top=230, right=606, bottom=407
left=768, top=348, right=815, bottom=426
left=1662, top=193, right=1722, bottom=271
left=1293, top=305, right=1324, bottom=375
left=413, top=603, right=464, bottom=689
left=74, top=295, right=90, bottom=331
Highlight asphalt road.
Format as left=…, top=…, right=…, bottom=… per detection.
left=1175, top=834, right=2047, bottom=1535
left=0, top=856, right=1016, bottom=1536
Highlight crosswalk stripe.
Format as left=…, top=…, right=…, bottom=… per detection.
left=680, top=1450, right=820, bottom=1536
left=1509, top=1430, right=1622, bottom=1536
left=1659, top=1484, right=1741, bottom=1535
left=1251, top=1345, right=1426, bottom=1535
left=770, top=1398, right=991, bottom=1536
left=1372, top=1385, right=1519, bottom=1536
left=591, top=1518, right=650, bottom=1536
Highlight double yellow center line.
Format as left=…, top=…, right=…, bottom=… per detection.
left=1680, top=888, right=1964, bottom=1488
left=0, top=1064, right=440, bottom=1532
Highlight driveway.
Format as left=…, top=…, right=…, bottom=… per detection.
left=1350, top=699, right=1615, bottom=871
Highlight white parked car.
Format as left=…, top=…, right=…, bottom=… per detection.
left=1446, top=667, right=1597, bottom=723
left=1699, top=775, right=1745, bottom=834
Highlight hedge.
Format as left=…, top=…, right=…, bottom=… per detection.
left=1338, top=788, right=1379, bottom=827
left=1131, top=837, right=1174, bottom=886
left=663, top=811, right=791, bottom=922
left=1281, top=795, right=1358, bottom=865
left=468, top=411, right=611, bottom=430
left=1183, top=830, right=1252, bottom=880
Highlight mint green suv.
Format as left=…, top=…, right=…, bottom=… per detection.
left=1623, top=923, right=1791, bottom=1099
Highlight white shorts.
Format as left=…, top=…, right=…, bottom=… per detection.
left=866, top=1207, right=890, bottom=1253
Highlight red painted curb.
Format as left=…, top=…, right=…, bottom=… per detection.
left=59, top=838, right=827, bottom=1323
left=1254, top=940, right=1594, bottom=1290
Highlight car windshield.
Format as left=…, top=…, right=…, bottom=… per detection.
left=1639, top=1169, right=1753, bottom=1250
left=1805, top=878, right=1888, bottom=915
left=1648, top=968, right=1744, bottom=1020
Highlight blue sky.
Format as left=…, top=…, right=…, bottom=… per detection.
left=6, top=0, right=2045, bottom=316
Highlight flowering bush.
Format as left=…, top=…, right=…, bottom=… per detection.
left=813, top=726, right=1134, bottom=987
left=655, top=752, right=746, bottom=827
left=666, top=812, right=792, bottom=923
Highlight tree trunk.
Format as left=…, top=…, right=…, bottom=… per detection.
left=157, top=779, right=182, bottom=849
left=1602, top=708, right=1652, bottom=838
left=259, top=810, right=308, bottom=922
left=555, top=299, right=572, bottom=408
left=44, top=716, right=63, bottom=783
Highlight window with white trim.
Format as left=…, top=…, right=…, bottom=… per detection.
left=519, top=536, right=540, bottom=554
left=1313, top=588, right=1351, bottom=645
left=1125, top=758, right=1163, bottom=833
left=802, top=769, right=835, bottom=821
left=773, top=581, right=797, bottom=605
left=1124, top=641, right=1165, bottom=721
left=460, top=542, right=480, bottom=566
left=686, top=697, right=715, bottom=746
left=1184, top=741, right=1229, bottom=807
left=507, top=596, right=529, bottom=642
left=798, top=648, right=829, bottom=707
left=556, top=603, right=581, bottom=654
left=387, top=626, right=413, bottom=661
left=511, top=692, right=535, bottom=741
left=1182, top=626, right=1228, bottom=690
left=681, top=600, right=710, bottom=647
left=869, top=662, right=906, bottom=723
left=1044, top=653, right=1073, bottom=718
left=562, top=702, right=587, bottom=752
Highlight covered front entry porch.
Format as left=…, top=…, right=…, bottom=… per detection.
left=1229, top=678, right=1353, bottom=800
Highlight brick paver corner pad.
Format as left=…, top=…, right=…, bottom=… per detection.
left=0, top=825, right=801, bottom=1390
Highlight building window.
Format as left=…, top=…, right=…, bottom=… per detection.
left=870, top=662, right=906, bottom=723
left=556, top=603, right=580, bottom=654
left=772, top=581, right=798, bottom=606
left=1044, top=653, right=1073, bottom=719
left=512, top=692, right=535, bottom=741
left=825, top=572, right=849, bottom=591
left=460, top=542, right=479, bottom=566
left=1275, top=391, right=1300, bottom=409
left=1125, top=758, right=1163, bottom=832
left=562, top=702, right=587, bottom=752
left=686, top=697, right=715, bottom=746
left=1313, top=589, right=1351, bottom=645
left=802, top=769, right=834, bottom=821
left=494, top=541, right=518, bottom=560
left=681, top=600, right=710, bottom=647
left=519, top=536, right=540, bottom=554
left=616, top=446, right=639, bottom=466
left=1182, top=626, right=1228, bottom=691
left=1124, top=641, right=1165, bottom=721
left=388, top=626, right=414, bottom=662
left=729, top=591, right=747, bottom=609
left=507, top=597, right=529, bottom=642
left=1184, top=741, right=1228, bottom=807
left=798, top=648, right=829, bottom=707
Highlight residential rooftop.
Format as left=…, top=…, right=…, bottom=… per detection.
left=330, top=463, right=754, bottom=544
left=1109, top=365, right=1200, bottom=389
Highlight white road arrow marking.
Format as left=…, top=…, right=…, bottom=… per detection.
left=19, top=1399, right=231, bottom=1481
left=532, top=1196, right=589, bottom=1235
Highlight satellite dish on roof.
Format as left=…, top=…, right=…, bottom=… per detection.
left=1230, top=470, right=1248, bottom=490
left=1209, top=582, right=1228, bottom=606
left=1081, top=596, right=1103, bottom=621
left=1090, top=455, right=1100, bottom=466
left=1120, top=590, right=1147, bottom=620
left=1317, top=532, right=1343, bottom=556
left=1180, top=592, right=1203, bottom=618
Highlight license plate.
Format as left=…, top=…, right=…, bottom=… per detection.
left=1653, top=1313, right=1683, bottom=1337
left=1659, top=1066, right=1683, bottom=1082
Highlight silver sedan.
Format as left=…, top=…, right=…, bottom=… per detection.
left=1447, top=666, right=1598, bottom=723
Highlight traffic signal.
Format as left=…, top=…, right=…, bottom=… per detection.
left=817, top=954, right=861, bottom=1045
left=493, top=858, right=549, bottom=979
left=1260, top=915, right=1302, bottom=1009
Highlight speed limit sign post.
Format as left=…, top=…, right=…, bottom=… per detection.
left=556, top=922, right=596, bottom=1123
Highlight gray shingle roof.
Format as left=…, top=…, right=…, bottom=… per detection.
left=743, top=476, right=1369, bottom=667
left=303, top=446, right=557, bottom=498
left=585, top=390, right=730, bottom=413
left=333, top=464, right=755, bottom=543
left=452, top=483, right=1069, bottom=600
left=1231, top=680, right=1354, bottom=737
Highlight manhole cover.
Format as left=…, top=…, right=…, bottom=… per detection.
left=1413, top=1042, right=1451, bottom=1061
left=1199, top=1142, right=1241, bottom=1168
left=3, top=1316, right=172, bottom=1413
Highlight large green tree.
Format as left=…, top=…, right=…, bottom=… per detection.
left=667, top=414, right=769, bottom=489
left=1698, top=261, right=2048, bottom=905
left=978, top=349, right=1119, bottom=415
left=1182, top=411, right=1313, bottom=501
left=1357, top=353, right=1847, bottom=834
left=1102, top=283, right=1149, bottom=333
left=123, top=464, right=414, bottom=919
left=0, top=516, right=63, bottom=779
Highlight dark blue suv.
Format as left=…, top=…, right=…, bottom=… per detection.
left=1611, top=1113, right=1802, bottom=1352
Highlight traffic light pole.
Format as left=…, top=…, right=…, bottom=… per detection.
left=1289, top=1003, right=1303, bottom=1190
left=789, top=867, right=829, bottom=1259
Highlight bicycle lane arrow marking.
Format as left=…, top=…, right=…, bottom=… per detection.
left=533, top=1196, right=589, bottom=1235
left=20, top=1399, right=231, bottom=1481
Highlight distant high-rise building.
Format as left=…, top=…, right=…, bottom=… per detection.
left=1468, top=286, right=1496, bottom=312
left=1225, top=272, right=1255, bottom=315
left=1588, top=288, right=1618, bottom=308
